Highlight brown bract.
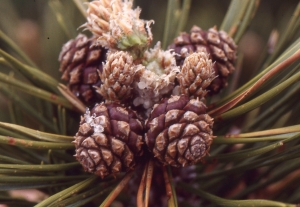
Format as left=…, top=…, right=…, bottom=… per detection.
left=74, top=103, right=144, bottom=178
left=145, top=95, right=214, bottom=167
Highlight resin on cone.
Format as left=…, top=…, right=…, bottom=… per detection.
left=74, top=103, right=144, bottom=178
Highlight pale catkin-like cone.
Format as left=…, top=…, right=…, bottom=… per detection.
left=96, top=51, right=142, bottom=102
left=83, top=0, right=153, bottom=51
left=177, top=52, right=216, bottom=99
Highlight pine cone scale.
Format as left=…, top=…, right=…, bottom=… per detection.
left=69, top=66, right=82, bottom=84
left=168, top=123, right=184, bottom=140
left=165, top=109, right=184, bottom=126
left=79, top=123, right=93, bottom=135
left=211, top=45, right=227, bottom=61
left=101, top=148, right=113, bottom=166
left=81, top=137, right=98, bottom=148
left=177, top=138, right=188, bottom=155
left=155, top=131, right=168, bottom=151
left=111, top=138, right=125, bottom=156
left=88, top=149, right=101, bottom=165
left=166, top=95, right=189, bottom=111
left=93, top=133, right=109, bottom=147
left=83, top=67, right=98, bottom=84
left=207, top=29, right=221, bottom=45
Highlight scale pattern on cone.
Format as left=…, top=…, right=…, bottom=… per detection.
left=96, top=51, right=142, bottom=102
left=59, top=34, right=107, bottom=106
left=74, top=103, right=144, bottom=178
left=145, top=95, right=214, bottom=167
left=168, top=26, right=237, bottom=94
left=177, top=52, right=216, bottom=98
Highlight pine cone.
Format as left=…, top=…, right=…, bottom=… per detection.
left=59, top=34, right=107, bottom=106
left=96, top=51, right=142, bottom=103
left=74, top=103, right=144, bottom=178
left=168, top=26, right=237, bottom=94
left=145, top=95, right=214, bottom=167
left=177, top=52, right=216, bottom=98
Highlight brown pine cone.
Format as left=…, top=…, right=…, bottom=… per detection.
left=168, top=26, right=237, bottom=94
left=145, top=95, right=214, bottom=167
left=74, top=103, right=144, bottom=178
left=177, top=52, right=216, bottom=98
left=59, top=34, right=107, bottom=106
left=96, top=51, right=142, bottom=103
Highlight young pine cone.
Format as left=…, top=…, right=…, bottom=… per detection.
left=177, top=52, right=216, bottom=98
left=59, top=34, right=107, bottom=106
left=145, top=95, right=214, bottom=167
left=168, top=26, right=237, bottom=94
left=84, top=0, right=153, bottom=54
left=74, top=103, right=144, bottom=178
left=96, top=51, right=142, bottom=103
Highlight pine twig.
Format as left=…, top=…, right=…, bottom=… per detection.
left=137, top=164, right=148, bottom=207
left=209, top=49, right=300, bottom=118
left=100, top=171, right=134, bottom=207
left=58, top=83, right=86, bottom=113
left=163, top=166, right=178, bottom=207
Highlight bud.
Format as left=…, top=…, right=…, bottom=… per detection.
left=132, top=42, right=179, bottom=114
left=84, top=0, right=153, bottom=55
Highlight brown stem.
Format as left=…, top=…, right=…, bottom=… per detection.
left=100, top=171, right=134, bottom=207
left=137, top=163, right=148, bottom=207
left=144, top=159, right=154, bottom=207
left=259, top=169, right=300, bottom=199
left=162, top=166, right=172, bottom=199
left=209, top=49, right=300, bottom=118
left=58, top=83, right=86, bottom=113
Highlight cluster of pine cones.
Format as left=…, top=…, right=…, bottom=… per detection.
left=59, top=0, right=237, bottom=179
